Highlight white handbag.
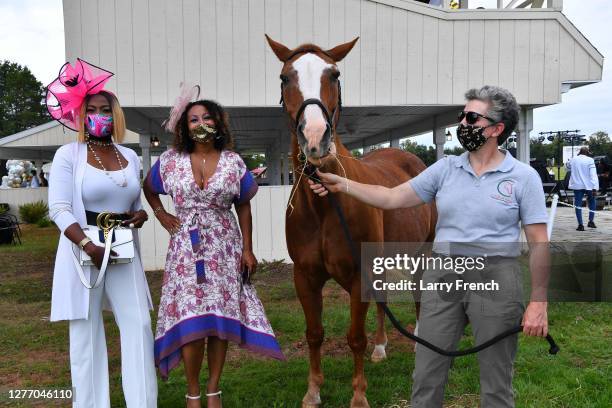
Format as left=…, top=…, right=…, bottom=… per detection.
left=71, top=214, right=135, bottom=289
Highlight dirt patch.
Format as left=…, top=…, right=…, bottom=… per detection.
left=283, top=324, right=418, bottom=361
left=252, top=261, right=293, bottom=287
left=385, top=393, right=480, bottom=408
left=288, top=336, right=352, bottom=359
left=0, top=350, right=69, bottom=388
left=385, top=324, right=417, bottom=351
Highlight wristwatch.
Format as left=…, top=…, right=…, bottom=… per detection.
left=78, top=237, right=92, bottom=250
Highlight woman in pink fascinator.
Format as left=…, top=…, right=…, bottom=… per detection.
left=46, top=58, right=157, bottom=407
left=143, top=84, right=284, bottom=408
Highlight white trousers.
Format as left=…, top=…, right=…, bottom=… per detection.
left=69, top=262, right=157, bottom=408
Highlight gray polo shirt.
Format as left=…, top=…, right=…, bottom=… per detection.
left=409, top=150, right=548, bottom=256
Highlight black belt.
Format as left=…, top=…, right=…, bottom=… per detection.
left=85, top=210, right=129, bottom=227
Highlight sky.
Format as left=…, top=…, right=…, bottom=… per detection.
left=0, top=0, right=609, bottom=148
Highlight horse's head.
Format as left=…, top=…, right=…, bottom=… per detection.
left=266, top=35, right=359, bottom=165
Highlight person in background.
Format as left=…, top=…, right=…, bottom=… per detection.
left=595, top=157, right=609, bottom=194
left=567, top=147, right=599, bottom=230
left=39, top=171, right=48, bottom=187
left=30, top=170, right=40, bottom=188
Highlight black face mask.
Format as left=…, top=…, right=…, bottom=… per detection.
left=457, top=124, right=488, bottom=152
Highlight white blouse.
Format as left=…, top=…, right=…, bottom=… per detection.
left=82, top=162, right=141, bottom=214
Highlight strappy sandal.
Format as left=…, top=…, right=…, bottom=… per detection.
left=206, top=390, right=222, bottom=402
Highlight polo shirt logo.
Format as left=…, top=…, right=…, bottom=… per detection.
left=491, top=179, right=516, bottom=204
left=497, top=179, right=515, bottom=197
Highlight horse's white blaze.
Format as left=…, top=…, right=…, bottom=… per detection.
left=293, top=53, right=334, bottom=153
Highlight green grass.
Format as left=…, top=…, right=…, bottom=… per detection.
left=0, top=226, right=611, bottom=407
left=548, top=166, right=567, bottom=181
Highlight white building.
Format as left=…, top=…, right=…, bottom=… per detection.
left=1, top=0, right=604, bottom=266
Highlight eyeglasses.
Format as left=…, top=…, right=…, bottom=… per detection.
left=458, top=111, right=496, bottom=125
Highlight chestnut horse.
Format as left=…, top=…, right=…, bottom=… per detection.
left=266, top=35, right=437, bottom=407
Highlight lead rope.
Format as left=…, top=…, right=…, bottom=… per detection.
left=323, top=189, right=559, bottom=356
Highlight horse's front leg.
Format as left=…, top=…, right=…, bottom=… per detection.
left=348, top=280, right=371, bottom=408
left=370, top=303, right=388, bottom=363
left=294, top=270, right=326, bottom=408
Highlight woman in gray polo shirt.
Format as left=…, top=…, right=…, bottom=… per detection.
left=309, top=85, right=549, bottom=408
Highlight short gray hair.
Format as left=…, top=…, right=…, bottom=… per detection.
left=464, top=86, right=520, bottom=145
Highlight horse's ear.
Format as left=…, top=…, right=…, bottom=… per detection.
left=326, top=37, right=359, bottom=62
left=265, top=34, right=293, bottom=62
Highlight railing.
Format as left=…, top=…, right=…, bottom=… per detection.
left=424, top=0, right=563, bottom=10
left=497, top=0, right=563, bottom=9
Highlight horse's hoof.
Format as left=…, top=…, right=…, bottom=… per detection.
left=350, top=395, right=370, bottom=408
left=370, top=343, right=387, bottom=363
left=302, top=392, right=321, bottom=408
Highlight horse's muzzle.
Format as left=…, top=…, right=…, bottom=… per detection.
left=298, top=120, right=332, bottom=160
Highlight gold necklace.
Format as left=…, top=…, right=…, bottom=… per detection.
left=193, top=151, right=216, bottom=188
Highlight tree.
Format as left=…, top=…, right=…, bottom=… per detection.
left=242, top=154, right=266, bottom=170
left=444, top=146, right=465, bottom=156
left=401, top=140, right=437, bottom=166
left=530, top=137, right=550, bottom=162
left=530, top=137, right=562, bottom=164
left=0, top=61, right=49, bottom=138
left=350, top=149, right=363, bottom=158
left=588, top=131, right=612, bottom=159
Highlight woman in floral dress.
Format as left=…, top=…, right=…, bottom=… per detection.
left=144, top=94, right=283, bottom=407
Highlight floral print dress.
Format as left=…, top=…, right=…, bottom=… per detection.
left=147, top=148, right=284, bottom=378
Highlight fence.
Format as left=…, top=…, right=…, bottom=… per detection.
left=0, top=185, right=294, bottom=269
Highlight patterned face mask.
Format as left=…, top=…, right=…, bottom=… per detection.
left=457, top=123, right=488, bottom=152
left=86, top=113, right=113, bottom=138
left=189, top=123, right=218, bottom=142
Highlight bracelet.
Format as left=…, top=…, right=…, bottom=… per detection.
left=153, top=207, right=165, bottom=216
left=78, top=237, right=92, bottom=250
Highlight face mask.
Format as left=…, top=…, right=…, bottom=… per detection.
left=86, top=113, right=113, bottom=138
left=189, top=123, right=219, bottom=142
left=457, top=123, right=488, bottom=152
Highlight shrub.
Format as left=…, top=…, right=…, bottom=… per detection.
left=0, top=203, right=8, bottom=215
left=36, top=217, right=52, bottom=228
left=18, top=200, right=49, bottom=224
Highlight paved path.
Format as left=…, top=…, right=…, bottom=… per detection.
left=550, top=206, right=612, bottom=242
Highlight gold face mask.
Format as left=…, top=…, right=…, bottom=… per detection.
left=189, top=123, right=218, bottom=142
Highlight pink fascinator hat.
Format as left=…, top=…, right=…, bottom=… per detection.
left=45, top=58, right=114, bottom=131
left=164, top=83, right=201, bottom=133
